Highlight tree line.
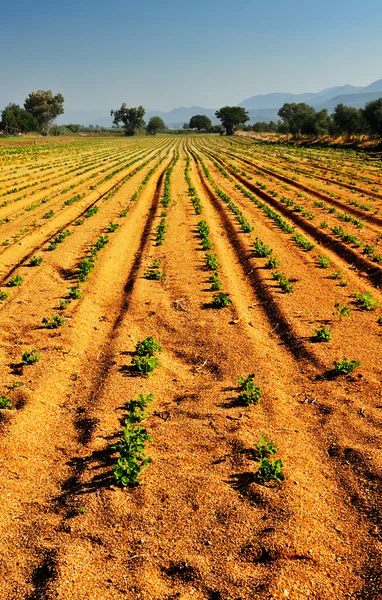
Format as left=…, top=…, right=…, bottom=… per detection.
left=0, top=91, right=64, bottom=134
left=250, top=98, right=382, bottom=137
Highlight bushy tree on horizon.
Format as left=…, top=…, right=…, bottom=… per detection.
left=24, top=90, right=64, bottom=132
left=111, top=104, right=146, bottom=136
left=146, top=116, right=165, bottom=135
left=215, top=106, right=249, bottom=135
left=332, top=104, right=364, bottom=135
left=362, top=98, right=382, bottom=136
left=1, top=103, right=39, bottom=132
left=189, top=114, right=212, bottom=131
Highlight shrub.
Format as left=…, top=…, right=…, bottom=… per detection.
left=22, top=350, right=40, bottom=365
left=237, top=373, right=261, bottom=405
left=333, top=357, right=360, bottom=375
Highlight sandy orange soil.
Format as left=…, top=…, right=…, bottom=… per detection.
left=0, top=136, right=380, bottom=600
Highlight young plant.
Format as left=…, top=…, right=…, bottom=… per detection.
left=42, top=314, right=65, bottom=329
left=107, top=222, right=120, bottom=232
left=112, top=423, right=152, bottom=486
left=0, top=396, right=13, bottom=409
left=265, top=256, right=280, bottom=269
left=144, top=270, right=165, bottom=280
left=318, top=255, right=330, bottom=268
left=6, top=275, right=23, bottom=287
left=333, top=357, right=360, bottom=375
left=0, top=290, right=9, bottom=302
left=125, top=394, right=154, bottom=424
left=334, top=302, right=350, bottom=320
left=314, top=326, right=332, bottom=342
left=255, top=435, right=284, bottom=484
left=352, top=291, right=378, bottom=311
left=58, top=299, right=71, bottom=310
left=85, top=206, right=99, bottom=218
left=272, top=270, right=294, bottom=293
left=293, top=233, right=315, bottom=251
left=28, top=256, right=43, bottom=266
left=237, top=373, right=261, bottom=405
left=135, top=336, right=162, bottom=357
left=253, top=238, right=272, bottom=258
left=211, top=292, right=232, bottom=308
left=205, top=253, right=219, bottom=270
left=68, top=286, right=83, bottom=299
left=131, top=355, right=159, bottom=376
left=21, top=350, right=40, bottom=365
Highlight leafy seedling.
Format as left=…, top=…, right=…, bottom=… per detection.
left=0, top=290, right=9, bottom=302
left=131, top=356, right=159, bottom=376
left=256, top=457, right=284, bottom=483
left=112, top=423, right=152, bottom=486
left=0, top=396, right=13, bottom=410
left=265, top=257, right=280, bottom=269
left=6, top=275, right=23, bottom=287
left=256, top=435, right=278, bottom=458
left=28, top=256, right=43, bottom=266
left=42, top=314, right=65, bottom=329
left=68, top=287, right=83, bottom=299
left=237, top=373, right=261, bottom=405
left=352, top=291, right=378, bottom=311
left=318, top=255, right=330, bottom=268
left=253, top=238, right=272, bottom=258
left=21, top=350, right=40, bottom=365
left=333, top=357, right=360, bottom=375
left=313, top=326, right=332, bottom=342
left=211, top=293, right=232, bottom=308
left=334, top=302, right=350, bottom=320
left=125, top=394, right=154, bottom=424
left=135, top=337, right=162, bottom=357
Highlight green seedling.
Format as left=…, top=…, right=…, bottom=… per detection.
left=28, top=256, right=43, bottom=266
left=107, top=222, right=120, bottom=232
left=58, top=299, right=71, bottom=310
left=8, top=380, right=23, bottom=389
left=256, top=434, right=278, bottom=458
left=47, top=242, right=58, bottom=251
left=152, top=260, right=161, bottom=268
left=135, top=337, right=162, bottom=357
left=237, top=373, right=261, bottom=405
left=211, top=293, right=232, bottom=308
left=68, top=287, right=83, bottom=299
left=265, top=256, right=280, bottom=269
left=331, top=270, right=343, bottom=280
left=257, top=457, right=284, bottom=484
left=334, top=302, right=350, bottom=320
left=42, top=314, right=65, bottom=329
left=78, top=257, right=94, bottom=281
left=125, top=394, right=154, bottom=424
left=43, top=210, right=54, bottom=219
left=272, top=270, right=294, bottom=293
left=0, top=290, right=9, bottom=302
left=293, top=233, right=315, bottom=251
left=314, top=326, right=332, bottom=342
left=85, top=206, right=99, bottom=218
left=333, top=357, right=360, bottom=375
left=144, top=270, right=164, bottom=280
left=131, top=355, right=159, bottom=376
left=74, top=218, right=84, bottom=226
left=0, top=396, right=13, bottom=410
left=112, top=423, right=152, bottom=486
left=6, top=275, right=23, bottom=287
left=253, top=238, right=272, bottom=258
left=205, top=253, right=219, bottom=270
left=21, top=350, right=40, bottom=365
left=352, top=291, right=378, bottom=311
left=318, top=255, right=330, bottom=268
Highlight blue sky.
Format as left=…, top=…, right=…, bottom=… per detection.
left=1, top=0, right=381, bottom=114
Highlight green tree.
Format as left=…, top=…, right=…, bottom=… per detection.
left=362, top=98, right=382, bottom=136
left=24, top=90, right=64, bottom=132
left=278, top=103, right=317, bottom=136
left=146, top=116, right=165, bottom=135
left=110, top=104, right=145, bottom=136
left=189, top=114, right=212, bottom=131
left=332, top=104, right=363, bottom=135
left=1, top=103, right=39, bottom=132
left=215, top=106, right=249, bottom=135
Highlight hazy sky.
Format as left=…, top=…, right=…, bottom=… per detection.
left=1, top=0, right=381, bottom=113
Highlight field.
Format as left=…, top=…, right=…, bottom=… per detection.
left=0, top=135, right=381, bottom=600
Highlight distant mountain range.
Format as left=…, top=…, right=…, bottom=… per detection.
left=57, top=79, right=382, bottom=127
